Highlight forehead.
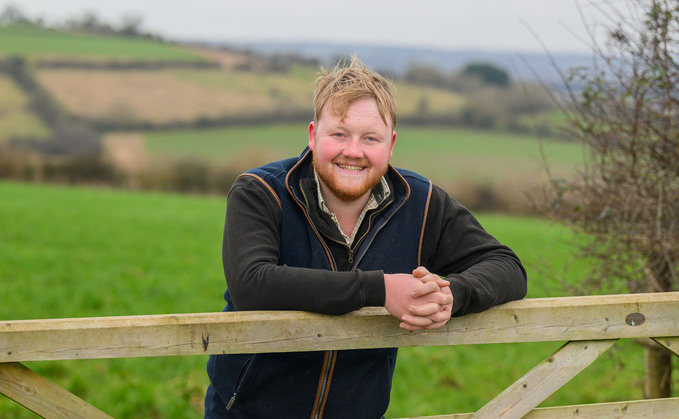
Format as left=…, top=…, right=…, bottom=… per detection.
left=319, top=98, right=391, bottom=130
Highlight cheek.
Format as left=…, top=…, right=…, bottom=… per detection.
left=367, top=148, right=391, bottom=167
left=316, top=142, right=341, bottom=161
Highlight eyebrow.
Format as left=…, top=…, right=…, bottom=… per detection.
left=331, top=123, right=382, bottom=135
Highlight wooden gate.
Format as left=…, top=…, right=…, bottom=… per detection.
left=1, top=292, right=678, bottom=418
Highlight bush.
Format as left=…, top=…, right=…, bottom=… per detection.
left=171, top=158, right=211, bottom=192
left=28, top=122, right=103, bottom=157
left=41, top=155, right=118, bottom=184
left=0, top=143, right=117, bottom=185
left=0, top=145, right=43, bottom=181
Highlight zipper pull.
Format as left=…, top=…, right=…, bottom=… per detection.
left=226, top=394, right=236, bottom=410
left=347, top=248, right=354, bottom=264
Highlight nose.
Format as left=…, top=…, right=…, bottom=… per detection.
left=342, top=137, right=364, bottom=159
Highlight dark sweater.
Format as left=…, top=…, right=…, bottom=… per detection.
left=222, top=152, right=527, bottom=317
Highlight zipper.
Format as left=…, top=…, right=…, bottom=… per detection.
left=305, top=207, right=387, bottom=418
left=296, top=183, right=339, bottom=419
left=312, top=350, right=337, bottom=419
left=226, top=395, right=236, bottom=411
left=349, top=202, right=391, bottom=270
left=315, top=203, right=386, bottom=268
left=293, top=176, right=395, bottom=418
left=321, top=233, right=354, bottom=265
left=226, top=356, right=254, bottom=411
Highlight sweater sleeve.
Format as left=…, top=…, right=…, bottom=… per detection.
left=421, top=185, right=527, bottom=316
left=222, top=175, right=385, bottom=315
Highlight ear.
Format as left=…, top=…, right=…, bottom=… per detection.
left=389, top=131, right=396, bottom=158
left=308, top=121, right=316, bottom=151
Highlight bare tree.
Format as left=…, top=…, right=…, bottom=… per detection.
left=544, top=0, right=678, bottom=398
left=119, top=13, right=144, bottom=37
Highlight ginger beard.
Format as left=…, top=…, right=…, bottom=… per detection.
left=312, top=152, right=388, bottom=203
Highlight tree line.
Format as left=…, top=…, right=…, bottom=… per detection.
left=0, top=3, right=156, bottom=39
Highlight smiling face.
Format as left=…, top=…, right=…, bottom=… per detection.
left=308, top=97, right=396, bottom=204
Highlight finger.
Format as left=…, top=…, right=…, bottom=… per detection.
left=434, top=291, right=454, bottom=306
left=415, top=271, right=450, bottom=288
left=401, top=314, right=434, bottom=327
left=408, top=302, right=441, bottom=317
left=415, top=291, right=453, bottom=306
left=434, top=277, right=451, bottom=288
left=440, top=293, right=454, bottom=306
left=426, top=275, right=451, bottom=287
left=402, top=312, right=452, bottom=331
left=400, top=322, right=426, bottom=331
left=426, top=310, right=452, bottom=324
left=410, top=281, right=439, bottom=297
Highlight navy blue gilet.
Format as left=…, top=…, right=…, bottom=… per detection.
left=243, top=147, right=432, bottom=276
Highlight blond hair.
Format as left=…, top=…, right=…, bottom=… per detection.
left=312, top=56, right=397, bottom=128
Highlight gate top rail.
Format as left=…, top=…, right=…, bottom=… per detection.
left=1, top=292, right=678, bottom=362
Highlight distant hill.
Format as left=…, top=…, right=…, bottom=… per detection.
left=226, top=41, right=592, bottom=87
left=0, top=25, right=208, bottom=63
left=0, top=27, right=562, bottom=141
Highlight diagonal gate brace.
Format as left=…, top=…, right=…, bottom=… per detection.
left=0, top=362, right=112, bottom=419
left=652, top=337, right=679, bottom=357
left=472, top=339, right=618, bottom=419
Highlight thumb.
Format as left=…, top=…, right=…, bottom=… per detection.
left=412, top=266, right=429, bottom=277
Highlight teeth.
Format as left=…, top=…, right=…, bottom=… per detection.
left=338, top=164, right=363, bottom=171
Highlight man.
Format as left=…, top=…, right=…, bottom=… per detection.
left=204, top=57, right=527, bottom=418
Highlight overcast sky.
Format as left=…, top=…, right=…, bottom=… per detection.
left=4, top=0, right=640, bottom=54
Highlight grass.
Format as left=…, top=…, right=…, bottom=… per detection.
left=393, top=126, right=583, bottom=183
left=395, top=84, right=466, bottom=116
left=144, top=123, right=307, bottom=165
left=143, top=123, right=584, bottom=187
left=0, top=183, right=226, bottom=319
left=0, top=181, right=225, bottom=418
left=2, top=180, right=674, bottom=417
left=0, top=25, right=206, bottom=62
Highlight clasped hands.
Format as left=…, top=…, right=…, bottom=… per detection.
left=384, top=266, right=453, bottom=331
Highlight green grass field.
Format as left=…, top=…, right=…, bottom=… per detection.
left=2, top=181, right=674, bottom=418
left=141, top=124, right=583, bottom=215
left=144, top=124, right=583, bottom=186
left=0, top=25, right=205, bottom=62
left=0, top=182, right=225, bottom=417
